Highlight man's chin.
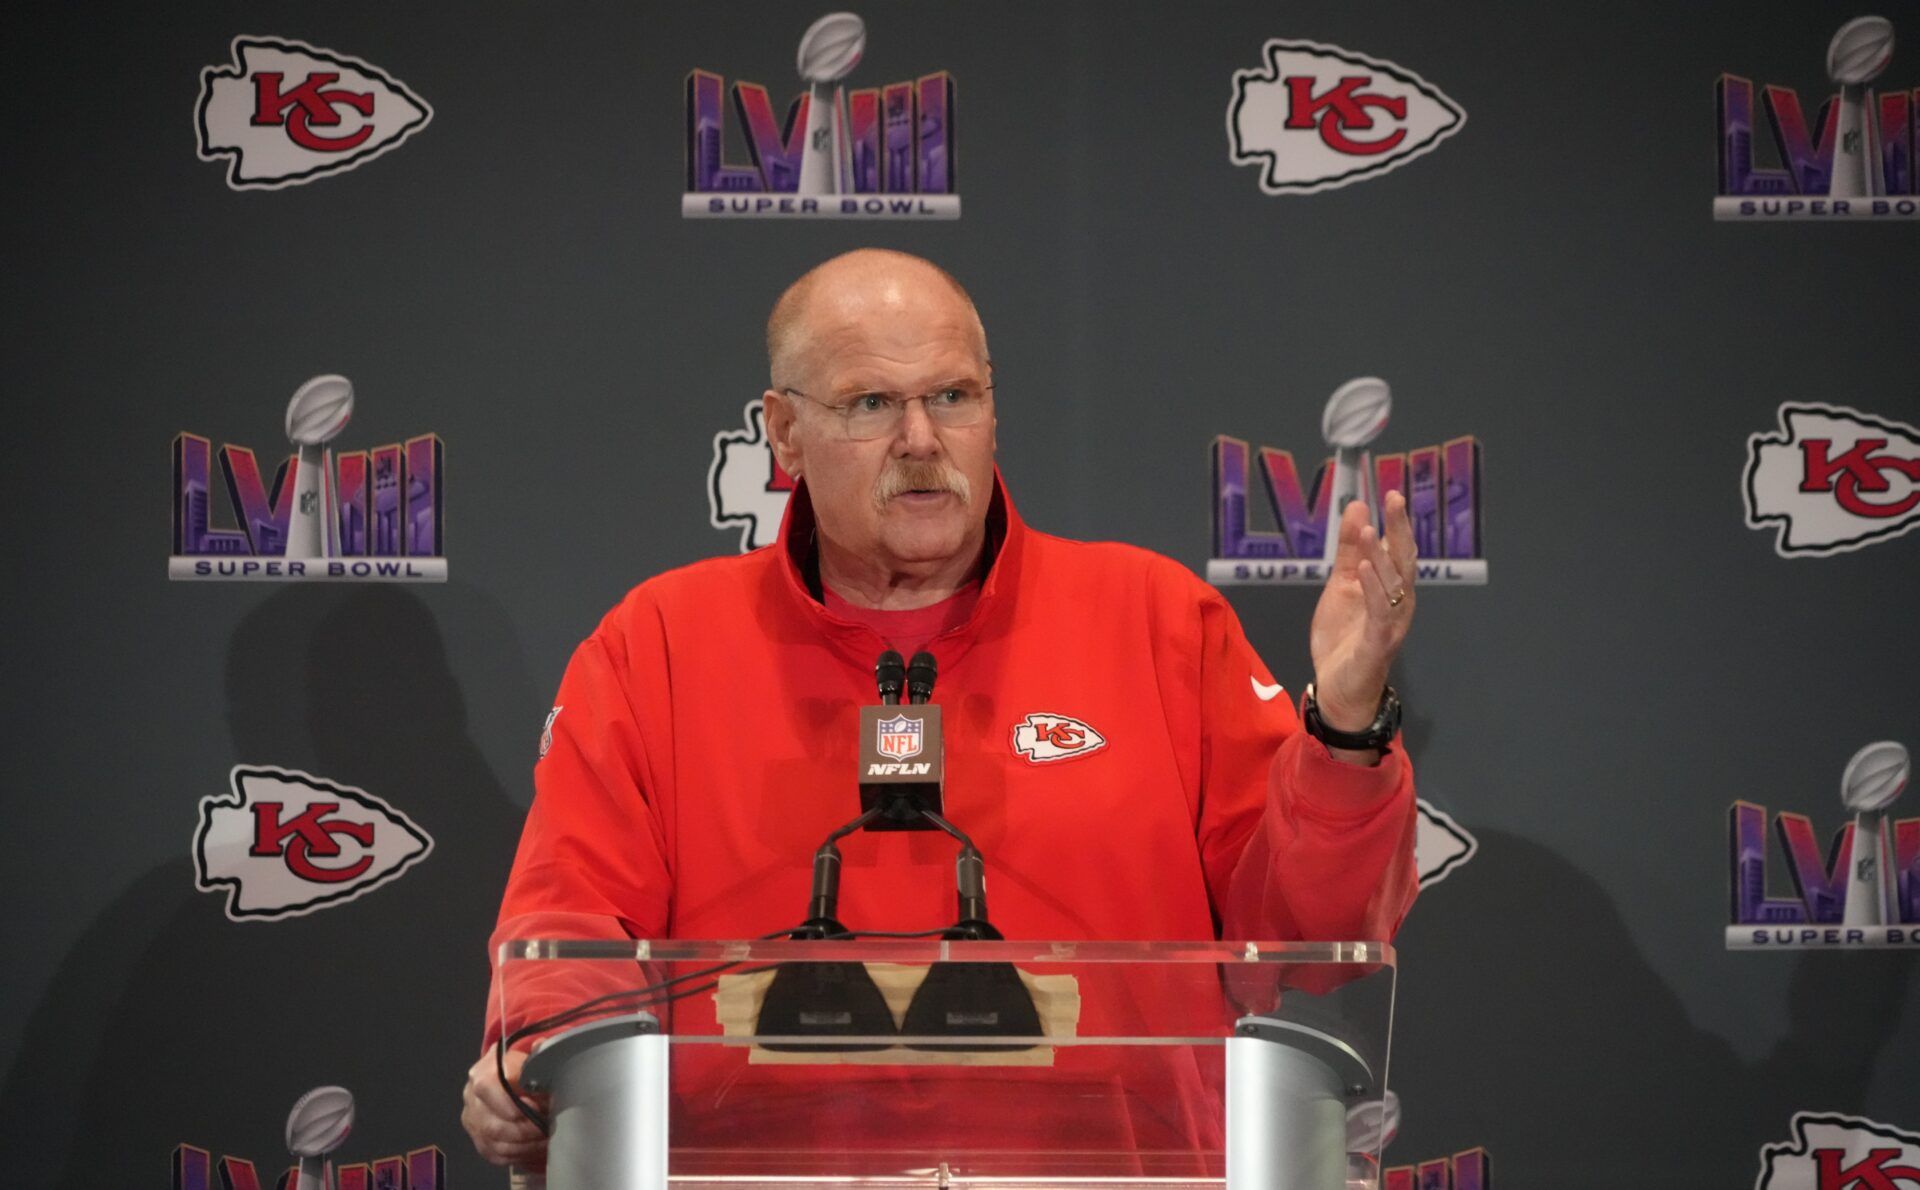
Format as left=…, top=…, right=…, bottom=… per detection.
left=879, top=520, right=976, bottom=567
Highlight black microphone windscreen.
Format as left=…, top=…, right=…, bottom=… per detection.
left=906, top=651, right=938, bottom=703
left=875, top=649, right=906, bottom=703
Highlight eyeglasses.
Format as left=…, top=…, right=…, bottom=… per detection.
left=780, top=380, right=994, bottom=442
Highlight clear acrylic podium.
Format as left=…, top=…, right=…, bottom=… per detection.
left=498, top=938, right=1395, bottom=1189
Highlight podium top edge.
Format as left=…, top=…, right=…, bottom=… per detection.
left=495, top=938, right=1395, bottom=966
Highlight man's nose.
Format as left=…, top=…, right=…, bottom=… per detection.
left=894, top=397, right=942, bottom=455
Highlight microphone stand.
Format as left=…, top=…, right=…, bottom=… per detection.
left=899, top=805, right=1042, bottom=1051
left=915, top=807, right=998, bottom=941
left=757, top=804, right=896, bottom=1051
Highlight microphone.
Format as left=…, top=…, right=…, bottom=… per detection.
left=906, top=650, right=937, bottom=704
left=875, top=649, right=905, bottom=705
left=858, top=650, right=943, bottom=830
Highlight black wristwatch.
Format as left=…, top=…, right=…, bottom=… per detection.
left=1301, top=683, right=1402, bottom=752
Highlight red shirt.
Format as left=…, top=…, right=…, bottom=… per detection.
left=821, top=581, right=980, bottom=657
left=485, top=472, right=1417, bottom=1166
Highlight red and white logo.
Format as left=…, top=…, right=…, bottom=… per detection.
left=1754, top=1113, right=1920, bottom=1189
left=876, top=714, right=925, bottom=761
left=196, top=36, right=433, bottom=190
left=539, top=705, right=563, bottom=759
left=1415, top=800, right=1478, bottom=888
left=193, top=766, right=433, bottom=920
left=1227, top=40, right=1465, bottom=195
left=1746, top=403, right=1920, bottom=556
left=709, top=399, right=798, bottom=551
left=1011, top=713, right=1108, bottom=764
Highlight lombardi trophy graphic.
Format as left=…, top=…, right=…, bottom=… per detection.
left=285, top=1085, right=355, bottom=1190
left=1840, top=740, right=1909, bottom=927
left=796, top=12, right=866, bottom=196
left=283, top=375, right=355, bottom=559
left=1827, top=16, right=1896, bottom=198
left=1320, top=378, right=1392, bottom=565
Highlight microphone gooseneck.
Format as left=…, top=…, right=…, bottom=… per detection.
left=796, top=804, right=883, bottom=938
left=919, top=808, right=1001, bottom=940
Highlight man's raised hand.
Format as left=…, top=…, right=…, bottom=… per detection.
left=1308, top=491, right=1417, bottom=741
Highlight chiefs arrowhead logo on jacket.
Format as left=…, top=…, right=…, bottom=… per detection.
left=1011, top=713, right=1108, bottom=764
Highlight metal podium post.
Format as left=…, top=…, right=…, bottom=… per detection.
left=520, top=1011, right=670, bottom=1190
left=1224, top=1015, right=1374, bottom=1190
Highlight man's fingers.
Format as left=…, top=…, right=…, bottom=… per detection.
left=1357, top=558, right=1395, bottom=626
left=463, top=1048, right=549, bottom=1168
left=1332, top=500, right=1370, bottom=572
left=461, top=1085, right=545, bottom=1144
left=473, top=1072, right=546, bottom=1127
left=468, top=1129, right=545, bottom=1167
left=1366, top=522, right=1404, bottom=602
left=463, top=1098, right=547, bottom=1167
left=1382, top=490, right=1418, bottom=585
left=471, top=1078, right=546, bottom=1128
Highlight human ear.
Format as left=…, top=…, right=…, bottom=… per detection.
left=762, top=389, right=804, bottom=479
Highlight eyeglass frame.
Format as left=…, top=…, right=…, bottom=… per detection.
left=776, top=378, right=996, bottom=441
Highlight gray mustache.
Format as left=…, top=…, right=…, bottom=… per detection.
left=872, top=462, right=972, bottom=509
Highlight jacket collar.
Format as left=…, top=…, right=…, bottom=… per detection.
left=772, top=468, right=1025, bottom=669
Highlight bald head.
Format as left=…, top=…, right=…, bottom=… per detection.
left=766, top=249, right=987, bottom=389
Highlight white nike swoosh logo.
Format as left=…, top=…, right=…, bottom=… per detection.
left=1251, top=677, right=1285, bottom=702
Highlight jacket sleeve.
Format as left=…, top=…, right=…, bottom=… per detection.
left=480, top=605, right=676, bottom=1051
left=1187, top=584, right=1419, bottom=944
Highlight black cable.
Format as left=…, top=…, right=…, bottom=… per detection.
left=824, top=927, right=956, bottom=939
left=496, top=925, right=805, bottom=1134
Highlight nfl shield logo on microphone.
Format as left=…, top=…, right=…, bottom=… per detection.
left=876, top=715, right=925, bottom=761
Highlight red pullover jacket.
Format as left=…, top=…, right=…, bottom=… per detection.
left=486, top=473, right=1417, bottom=1166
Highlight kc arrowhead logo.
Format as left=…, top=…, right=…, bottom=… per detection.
left=1415, top=800, right=1479, bottom=888
left=1227, top=39, right=1465, bottom=195
left=1745, top=403, right=1920, bottom=556
left=709, top=399, right=798, bottom=551
left=196, top=36, right=433, bottom=190
left=193, top=766, right=433, bottom=920
left=1011, top=713, right=1108, bottom=764
left=1754, top=1112, right=1920, bottom=1189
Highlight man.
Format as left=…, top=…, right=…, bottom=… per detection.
left=463, top=248, right=1419, bottom=1168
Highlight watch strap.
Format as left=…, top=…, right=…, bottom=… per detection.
left=1301, top=683, right=1401, bottom=752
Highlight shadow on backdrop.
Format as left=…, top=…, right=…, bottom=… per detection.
left=0, top=584, right=532, bottom=1187
left=1387, top=826, right=1914, bottom=1186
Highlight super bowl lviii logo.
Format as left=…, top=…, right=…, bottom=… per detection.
left=171, top=375, right=446, bottom=581
left=176, top=1086, right=447, bottom=1189
left=1745, top=403, right=1920, bottom=556
left=1228, top=39, right=1464, bottom=194
left=1729, top=741, right=1917, bottom=949
left=1716, top=16, right=1918, bottom=220
left=686, top=12, right=958, bottom=219
left=196, top=37, right=431, bottom=190
left=1209, top=378, right=1487, bottom=585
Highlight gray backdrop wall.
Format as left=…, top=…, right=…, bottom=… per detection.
left=2, top=1, right=1915, bottom=1185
